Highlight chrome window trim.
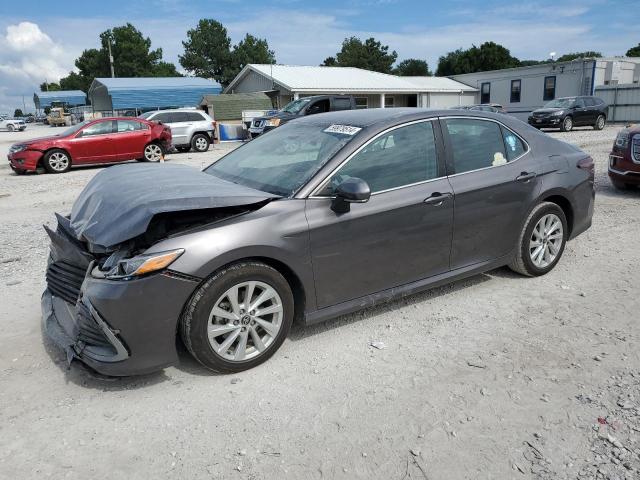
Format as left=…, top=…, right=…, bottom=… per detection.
left=632, top=134, right=640, bottom=164
left=442, top=116, right=531, bottom=178
left=308, top=118, right=441, bottom=198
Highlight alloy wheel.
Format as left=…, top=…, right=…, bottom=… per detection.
left=207, top=281, right=284, bottom=362
left=144, top=144, right=163, bottom=161
left=597, top=116, right=605, bottom=129
left=529, top=213, right=563, bottom=268
left=194, top=137, right=208, bottom=151
left=48, top=152, right=69, bottom=171
left=563, top=117, right=573, bottom=131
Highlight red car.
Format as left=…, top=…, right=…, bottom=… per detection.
left=609, top=125, right=640, bottom=189
left=7, top=117, right=172, bottom=174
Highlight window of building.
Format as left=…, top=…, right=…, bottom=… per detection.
left=322, top=121, right=439, bottom=194
left=355, top=97, right=368, bottom=109
left=384, top=96, right=395, bottom=108
left=543, top=76, right=556, bottom=101
left=510, top=79, right=521, bottom=103
left=480, top=82, right=491, bottom=104
left=444, top=118, right=508, bottom=174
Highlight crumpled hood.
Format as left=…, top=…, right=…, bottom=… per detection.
left=69, top=163, right=278, bottom=249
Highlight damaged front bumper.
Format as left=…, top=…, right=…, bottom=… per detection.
left=42, top=215, right=201, bottom=376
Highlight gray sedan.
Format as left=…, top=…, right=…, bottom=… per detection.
left=42, top=109, right=595, bottom=375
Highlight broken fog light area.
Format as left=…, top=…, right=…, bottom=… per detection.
left=45, top=260, right=86, bottom=304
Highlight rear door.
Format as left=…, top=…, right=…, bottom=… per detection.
left=70, top=120, right=116, bottom=163
left=441, top=117, right=541, bottom=269
left=167, top=112, right=191, bottom=145
left=572, top=98, right=589, bottom=125
left=583, top=97, right=598, bottom=124
left=113, top=120, right=152, bottom=159
left=306, top=119, right=454, bottom=308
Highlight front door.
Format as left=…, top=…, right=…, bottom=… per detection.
left=70, top=120, right=116, bottom=163
left=306, top=119, right=454, bottom=309
left=441, top=117, right=542, bottom=269
left=572, top=98, right=589, bottom=126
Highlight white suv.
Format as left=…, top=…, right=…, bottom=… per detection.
left=139, top=109, right=215, bottom=153
left=0, top=116, right=26, bottom=132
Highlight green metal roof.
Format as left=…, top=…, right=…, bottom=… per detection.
left=201, top=92, right=273, bottom=121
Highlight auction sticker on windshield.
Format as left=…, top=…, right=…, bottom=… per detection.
left=324, top=125, right=362, bottom=135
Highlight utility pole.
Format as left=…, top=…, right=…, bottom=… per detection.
left=107, top=33, right=115, bottom=78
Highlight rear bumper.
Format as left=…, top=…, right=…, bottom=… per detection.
left=7, top=150, right=43, bottom=171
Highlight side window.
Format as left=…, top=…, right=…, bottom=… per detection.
left=81, top=121, right=113, bottom=137
left=444, top=118, right=507, bottom=174
left=543, top=76, right=556, bottom=101
left=574, top=98, right=585, bottom=108
left=332, top=98, right=352, bottom=111
left=323, top=121, right=439, bottom=194
left=501, top=126, right=527, bottom=161
left=307, top=99, right=330, bottom=115
left=583, top=97, right=596, bottom=107
left=153, top=112, right=173, bottom=123
left=116, top=120, right=142, bottom=132
left=185, top=112, right=207, bottom=122
left=355, top=97, right=368, bottom=109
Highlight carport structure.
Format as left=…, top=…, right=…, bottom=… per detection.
left=88, top=77, right=222, bottom=115
left=33, top=90, right=86, bottom=111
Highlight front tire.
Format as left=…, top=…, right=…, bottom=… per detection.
left=509, top=202, right=568, bottom=277
left=43, top=149, right=71, bottom=174
left=191, top=133, right=210, bottom=152
left=560, top=116, right=573, bottom=132
left=180, top=262, right=294, bottom=373
left=594, top=114, right=606, bottom=130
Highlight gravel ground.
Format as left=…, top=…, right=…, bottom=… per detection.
left=0, top=123, right=639, bottom=480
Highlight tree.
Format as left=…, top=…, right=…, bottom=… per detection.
left=56, top=23, right=180, bottom=93
left=40, top=81, right=61, bottom=91
left=323, top=37, right=397, bottom=74
left=223, top=34, right=275, bottom=86
left=180, top=19, right=232, bottom=83
left=436, top=42, right=520, bottom=76
left=626, top=43, right=640, bottom=57
left=556, top=51, right=602, bottom=62
left=393, top=59, right=431, bottom=76
left=321, top=56, right=337, bottom=66
left=13, top=109, right=24, bottom=117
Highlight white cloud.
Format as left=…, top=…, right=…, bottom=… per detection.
left=0, top=22, right=75, bottom=113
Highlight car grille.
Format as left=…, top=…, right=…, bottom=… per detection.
left=46, top=260, right=85, bottom=304
left=76, top=301, right=114, bottom=351
left=533, top=112, right=548, bottom=119
left=252, top=119, right=265, bottom=128
left=632, top=136, right=640, bottom=163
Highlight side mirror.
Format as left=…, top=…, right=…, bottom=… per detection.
left=331, top=177, right=371, bottom=214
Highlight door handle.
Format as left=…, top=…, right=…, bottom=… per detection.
left=424, top=192, right=452, bottom=206
left=516, top=171, right=536, bottom=183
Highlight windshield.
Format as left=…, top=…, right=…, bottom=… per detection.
left=205, top=122, right=359, bottom=196
left=60, top=120, right=91, bottom=136
left=281, top=98, right=312, bottom=114
left=544, top=98, right=576, bottom=109
left=138, top=111, right=155, bottom=119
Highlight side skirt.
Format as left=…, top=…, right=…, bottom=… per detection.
left=304, top=254, right=513, bottom=326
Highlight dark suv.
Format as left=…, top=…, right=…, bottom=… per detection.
left=249, top=95, right=356, bottom=137
left=528, top=96, right=608, bottom=132
left=608, top=125, right=640, bottom=190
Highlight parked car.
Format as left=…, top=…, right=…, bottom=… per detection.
left=608, top=125, right=640, bottom=189
left=528, top=96, right=608, bottom=132
left=7, top=117, right=171, bottom=174
left=0, top=116, right=27, bottom=132
left=139, top=109, right=215, bottom=153
left=249, top=95, right=357, bottom=137
left=41, top=109, right=595, bottom=376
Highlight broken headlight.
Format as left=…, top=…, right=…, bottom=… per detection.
left=103, top=249, right=184, bottom=279
left=265, top=118, right=281, bottom=127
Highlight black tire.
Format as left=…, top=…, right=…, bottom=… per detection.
left=180, top=261, right=294, bottom=373
left=7, top=124, right=15, bottom=132
left=560, top=116, right=573, bottom=132
left=191, top=133, right=210, bottom=152
left=594, top=114, right=606, bottom=130
left=509, top=202, right=568, bottom=277
left=42, top=149, right=71, bottom=174
left=176, top=145, right=191, bottom=153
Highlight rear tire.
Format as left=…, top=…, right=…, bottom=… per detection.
left=509, top=202, right=568, bottom=277
left=8, top=124, right=15, bottom=132
left=180, top=262, right=294, bottom=373
left=43, top=149, right=71, bottom=174
left=594, top=114, right=606, bottom=130
left=138, top=142, right=163, bottom=162
left=191, top=133, right=210, bottom=152
left=560, top=116, right=573, bottom=132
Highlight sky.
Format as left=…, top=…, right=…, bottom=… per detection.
left=0, top=0, right=637, bottom=113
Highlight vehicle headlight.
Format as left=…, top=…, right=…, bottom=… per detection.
left=615, top=132, right=629, bottom=148
left=104, top=249, right=184, bottom=279
left=9, top=144, right=27, bottom=154
left=551, top=110, right=564, bottom=116
left=265, top=118, right=281, bottom=127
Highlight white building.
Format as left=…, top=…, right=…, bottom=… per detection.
left=224, top=64, right=477, bottom=110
